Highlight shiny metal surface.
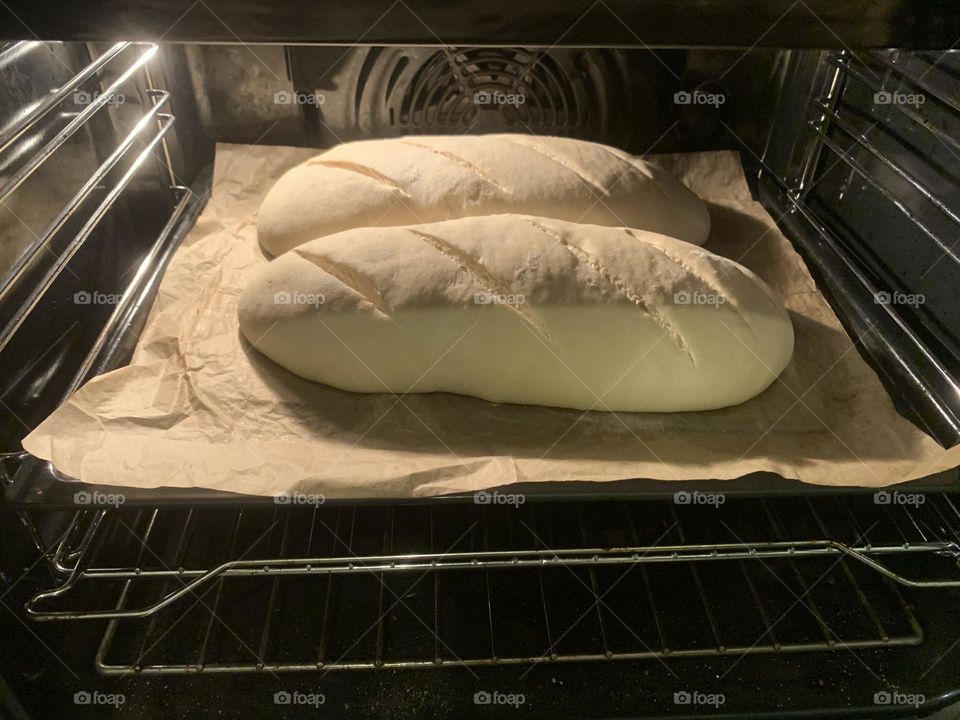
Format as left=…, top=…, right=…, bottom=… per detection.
left=759, top=48, right=960, bottom=447
left=0, top=91, right=171, bottom=312
left=0, top=112, right=175, bottom=354
left=0, top=41, right=208, bottom=452
left=0, top=41, right=104, bottom=283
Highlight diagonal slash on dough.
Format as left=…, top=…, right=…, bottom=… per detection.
left=293, top=248, right=392, bottom=317
left=307, top=159, right=413, bottom=199
left=497, top=137, right=611, bottom=199
left=623, top=228, right=756, bottom=338
left=589, top=144, right=671, bottom=201
left=406, top=228, right=555, bottom=344
left=399, top=140, right=511, bottom=194
left=526, top=219, right=696, bottom=365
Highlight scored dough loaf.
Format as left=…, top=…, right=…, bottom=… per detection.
left=238, top=214, right=793, bottom=412
left=256, top=134, right=711, bottom=256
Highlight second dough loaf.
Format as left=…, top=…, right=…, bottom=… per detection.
left=257, top=134, right=711, bottom=256
left=239, top=214, right=793, bottom=412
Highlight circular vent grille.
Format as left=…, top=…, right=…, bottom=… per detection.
left=400, top=48, right=580, bottom=129
left=351, top=47, right=631, bottom=139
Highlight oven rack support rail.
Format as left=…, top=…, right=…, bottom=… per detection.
left=757, top=48, right=960, bottom=447
left=26, top=532, right=960, bottom=622
left=0, top=42, right=189, bottom=355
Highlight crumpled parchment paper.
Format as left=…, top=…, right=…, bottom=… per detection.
left=21, top=144, right=960, bottom=497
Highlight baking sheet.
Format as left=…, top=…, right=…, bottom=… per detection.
left=21, top=144, right=960, bottom=498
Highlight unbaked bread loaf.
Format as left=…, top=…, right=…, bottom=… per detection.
left=238, top=215, right=793, bottom=412
left=256, top=134, right=710, bottom=256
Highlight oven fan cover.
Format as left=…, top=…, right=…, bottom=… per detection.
left=347, top=46, right=633, bottom=142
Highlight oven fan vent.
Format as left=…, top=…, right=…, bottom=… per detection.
left=354, top=47, right=624, bottom=138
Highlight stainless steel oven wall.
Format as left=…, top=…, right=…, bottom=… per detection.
left=0, top=42, right=212, bottom=453
left=758, top=49, right=960, bottom=446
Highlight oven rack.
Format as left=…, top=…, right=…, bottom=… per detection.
left=0, top=41, right=204, bottom=456
left=0, top=42, right=185, bottom=347
left=22, top=494, right=960, bottom=674
left=757, top=48, right=960, bottom=448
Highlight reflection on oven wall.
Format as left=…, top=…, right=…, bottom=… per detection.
left=0, top=41, right=208, bottom=450
left=0, top=43, right=102, bottom=281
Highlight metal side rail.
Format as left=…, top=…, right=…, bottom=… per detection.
left=25, top=535, right=960, bottom=621
left=0, top=113, right=176, bottom=353
left=0, top=90, right=172, bottom=309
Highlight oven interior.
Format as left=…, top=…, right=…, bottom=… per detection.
left=1, top=36, right=960, bottom=719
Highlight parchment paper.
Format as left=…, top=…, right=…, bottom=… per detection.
left=22, top=144, right=960, bottom=497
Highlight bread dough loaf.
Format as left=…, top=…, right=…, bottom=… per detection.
left=257, top=134, right=710, bottom=256
left=239, top=215, right=793, bottom=412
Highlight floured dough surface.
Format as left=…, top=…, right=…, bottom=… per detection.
left=256, top=134, right=710, bottom=256
left=239, top=215, right=794, bottom=412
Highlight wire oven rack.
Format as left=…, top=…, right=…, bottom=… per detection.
left=23, top=494, right=960, bottom=675
left=0, top=41, right=202, bottom=463
left=0, top=42, right=188, bottom=352
left=757, top=48, right=960, bottom=447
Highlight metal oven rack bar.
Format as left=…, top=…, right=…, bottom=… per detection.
left=0, top=42, right=209, bottom=583
left=0, top=43, right=187, bottom=352
left=0, top=90, right=172, bottom=321
left=0, top=45, right=158, bottom=205
left=0, top=113, right=177, bottom=352
left=757, top=49, right=960, bottom=447
left=22, top=495, right=960, bottom=674
left=0, top=41, right=128, bottom=151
